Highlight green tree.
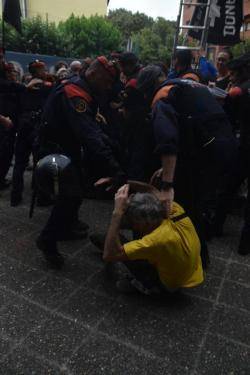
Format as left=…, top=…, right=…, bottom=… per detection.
left=231, top=40, right=250, bottom=58
left=108, top=8, right=154, bottom=47
left=58, top=14, right=121, bottom=57
left=1, top=16, right=63, bottom=55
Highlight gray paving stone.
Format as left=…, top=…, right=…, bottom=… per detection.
left=0, top=297, right=50, bottom=340
left=25, top=274, right=78, bottom=308
left=0, top=217, right=39, bottom=238
left=58, top=238, right=90, bottom=258
left=0, top=335, right=15, bottom=357
left=1, top=347, right=63, bottom=374
left=74, top=242, right=106, bottom=267
left=0, top=256, right=46, bottom=293
left=99, top=301, right=203, bottom=368
left=209, top=305, right=250, bottom=346
left=23, top=314, right=90, bottom=363
left=231, top=251, right=250, bottom=266
left=57, top=287, right=115, bottom=327
left=196, top=334, right=250, bottom=375
left=0, top=236, right=44, bottom=269
left=67, top=334, right=186, bottom=375
left=226, top=261, right=250, bottom=285
left=57, top=257, right=100, bottom=285
left=0, top=213, right=16, bottom=233
left=86, top=268, right=121, bottom=299
left=208, top=256, right=227, bottom=278
left=209, top=237, right=234, bottom=259
left=0, top=288, right=14, bottom=310
left=118, top=292, right=214, bottom=331
left=219, top=280, right=250, bottom=311
left=184, top=274, right=222, bottom=301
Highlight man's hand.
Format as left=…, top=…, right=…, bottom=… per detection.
left=94, top=177, right=113, bottom=191
left=158, top=187, right=174, bottom=218
left=114, top=184, right=130, bottom=216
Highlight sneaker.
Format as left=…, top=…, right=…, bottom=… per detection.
left=238, top=231, right=250, bottom=256
left=36, top=236, right=65, bottom=269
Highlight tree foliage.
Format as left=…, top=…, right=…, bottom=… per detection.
left=1, top=14, right=122, bottom=58
left=231, top=40, right=250, bottom=58
left=108, top=8, right=154, bottom=48
left=1, top=9, right=177, bottom=64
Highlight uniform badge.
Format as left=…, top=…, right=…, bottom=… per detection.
left=75, top=99, right=87, bottom=113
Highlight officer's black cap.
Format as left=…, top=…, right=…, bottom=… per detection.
left=118, top=52, right=138, bottom=65
left=227, top=53, right=250, bottom=71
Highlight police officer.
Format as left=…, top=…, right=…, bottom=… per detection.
left=36, top=57, right=126, bottom=269
left=168, top=49, right=202, bottom=82
left=214, top=54, right=250, bottom=255
left=10, top=60, right=53, bottom=206
left=0, top=63, right=20, bottom=190
left=137, top=65, right=237, bottom=268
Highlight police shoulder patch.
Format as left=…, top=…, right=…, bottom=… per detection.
left=74, top=98, right=87, bottom=113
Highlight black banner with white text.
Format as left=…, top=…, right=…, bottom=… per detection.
left=189, top=0, right=243, bottom=46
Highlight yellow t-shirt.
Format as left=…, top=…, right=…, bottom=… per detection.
left=124, top=202, right=204, bottom=290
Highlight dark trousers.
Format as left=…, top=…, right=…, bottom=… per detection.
left=41, top=196, right=82, bottom=246
left=11, top=122, right=35, bottom=197
left=40, top=164, right=84, bottom=248
left=124, top=260, right=164, bottom=290
left=0, top=127, right=16, bottom=182
left=215, top=149, right=250, bottom=235
left=175, top=137, right=237, bottom=268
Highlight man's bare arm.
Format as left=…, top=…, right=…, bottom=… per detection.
left=161, top=154, right=177, bottom=183
left=103, top=185, right=130, bottom=262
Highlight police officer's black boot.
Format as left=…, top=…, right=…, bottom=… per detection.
left=36, top=235, right=65, bottom=269
left=238, top=231, right=250, bottom=256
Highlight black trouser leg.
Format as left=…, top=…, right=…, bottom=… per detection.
left=40, top=196, right=82, bottom=248
left=11, top=128, right=33, bottom=198
left=124, top=260, right=162, bottom=290
left=214, top=152, right=247, bottom=232
left=0, top=128, right=16, bottom=182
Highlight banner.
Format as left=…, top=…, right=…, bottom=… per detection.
left=3, top=0, right=22, bottom=33
left=189, top=0, right=243, bottom=46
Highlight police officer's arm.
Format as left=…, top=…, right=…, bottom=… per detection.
left=153, top=100, right=179, bottom=215
left=103, top=185, right=129, bottom=262
left=66, top=96, right=123, bottom=177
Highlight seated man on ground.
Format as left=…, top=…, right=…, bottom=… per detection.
left=102, top=184, right=204, bottom=294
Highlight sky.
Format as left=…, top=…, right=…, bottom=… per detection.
left=108, top=0, right=180, bottom=21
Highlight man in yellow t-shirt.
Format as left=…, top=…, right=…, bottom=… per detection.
left=103, top=184, right=204, bottom=294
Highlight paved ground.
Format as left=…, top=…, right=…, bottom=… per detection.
left=0, top=170, right=249, bottom=375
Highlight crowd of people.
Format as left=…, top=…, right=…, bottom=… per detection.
left=0, top=46, right=249, bottom=295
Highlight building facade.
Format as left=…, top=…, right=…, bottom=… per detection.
left=19, top=0, right=107, bottom=22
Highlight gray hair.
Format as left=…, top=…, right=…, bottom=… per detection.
left=126, top=193, right=165, bottom=226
